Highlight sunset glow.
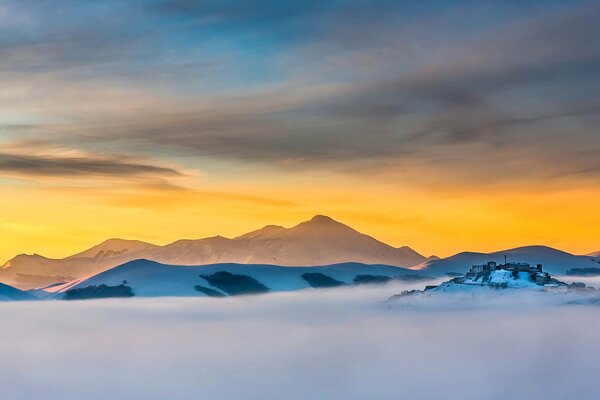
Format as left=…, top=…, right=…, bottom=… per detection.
left=1, top=0, right=599, bottom=263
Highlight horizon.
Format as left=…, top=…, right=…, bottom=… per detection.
left=1, top=0, right=599, bottom=264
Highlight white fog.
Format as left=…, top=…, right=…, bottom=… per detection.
left=1, top=280, right=599, bottom=400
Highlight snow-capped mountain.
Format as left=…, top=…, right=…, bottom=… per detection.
left=1, top=215, right=428, bottom=290
left=0, top=239, right=161, bottom=290
left=157, top=215, right=428, bottom=267
left=587, top=251, right=600, bottom=258
left=414, top=245, right=598, bottom=276
left=45, top=260, right=424, bottom=299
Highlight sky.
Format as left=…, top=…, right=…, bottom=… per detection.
left=1, top=0, right=599, bottom=262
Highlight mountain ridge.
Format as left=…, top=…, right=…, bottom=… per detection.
left=414, top=245, right=598, bottom=276
left=0, top=281, right=36, bottom=301
left=1, top=215, right=427, bottom=289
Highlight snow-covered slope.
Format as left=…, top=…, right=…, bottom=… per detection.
left=587, top=251, right=600, bottom=258
left=387, top=267, right=585, bottom=308
left=1, top=215, right=427, bottom=289
left=47, top=260, right=418, bottom=298
left=0, top=239, right=161, bottom=290
left=67, top=238, right=159, bottom=260
left=0, top=282, right=36, bottom=301
left=434, top=270, right=544, bottom=293
left=413, top=246, right=597, bottom=276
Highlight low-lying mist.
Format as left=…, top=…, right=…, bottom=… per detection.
left=1, top=280, right=599, bottom=400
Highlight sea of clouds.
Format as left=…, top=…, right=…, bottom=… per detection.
left=1, top=278, right=599, bottom=400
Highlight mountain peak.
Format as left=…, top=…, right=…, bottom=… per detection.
left=2, top=253, right=48, bottom=269
left=67, top=238, right=158, bottom=260
left=292, top=215, right=355, bottom=233
left=310, top=214, right=334, bottom=221
left=307, top=215, right=342, bottom=226
left=235, top=224, right=285, bottom=240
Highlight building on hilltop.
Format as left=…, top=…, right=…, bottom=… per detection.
left=464, top=260, right=552, bottom=286
left=466, top=260, right=544, bottom=278
left=468, top=261, right=497, bottom=275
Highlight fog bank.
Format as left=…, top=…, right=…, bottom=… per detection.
left=1, top=281, right=599, bottom=400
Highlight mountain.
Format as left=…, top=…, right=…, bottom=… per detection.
left=1, top=215, right=427, bottom=290
left=587, top=251, right=600, bottom=258
left=46, top=260, right=423, bottom=298
left=414, top=245, right=598, bottom=276
left=0, top=281, right=36, bottom=301
left=0, top=239, right=161, bottom=290
left=223, top=215, right=427, bottom=267
left=66, top=238, right=159, bottom=259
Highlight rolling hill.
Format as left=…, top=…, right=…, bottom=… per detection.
left=0, top=282, right=36, bottom=301
left=414, top=245, right=599, bottom=276
left=46, top=260, right=423, bottom=298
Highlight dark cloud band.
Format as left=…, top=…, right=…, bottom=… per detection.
left=0, top=152, right=181, bottom=178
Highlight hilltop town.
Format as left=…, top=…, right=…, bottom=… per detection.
left=454, top=261, right=567, bottom=291
left=392, top=261, right=595, bottom=299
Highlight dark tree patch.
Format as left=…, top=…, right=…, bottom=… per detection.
left=64, top=284, right=134, bottom=300
left=200, top=271, right=269, bottom=296
left=301, top=273, right=345, bottom=288
left=353, top=274, right=392, bottom=285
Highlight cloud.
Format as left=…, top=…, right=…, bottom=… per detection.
left=0, top=0, right=599, bottom=189
left=0, top=147, right=181, bottom=179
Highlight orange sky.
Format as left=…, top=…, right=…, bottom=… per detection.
left=1, top=169, right=598, bottom=264
left=1, top=1, right=599, bottom=264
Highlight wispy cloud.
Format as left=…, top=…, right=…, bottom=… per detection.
left=0, top=151, right=179, bottom=178
left=0, top=141, right=182, bottom=180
